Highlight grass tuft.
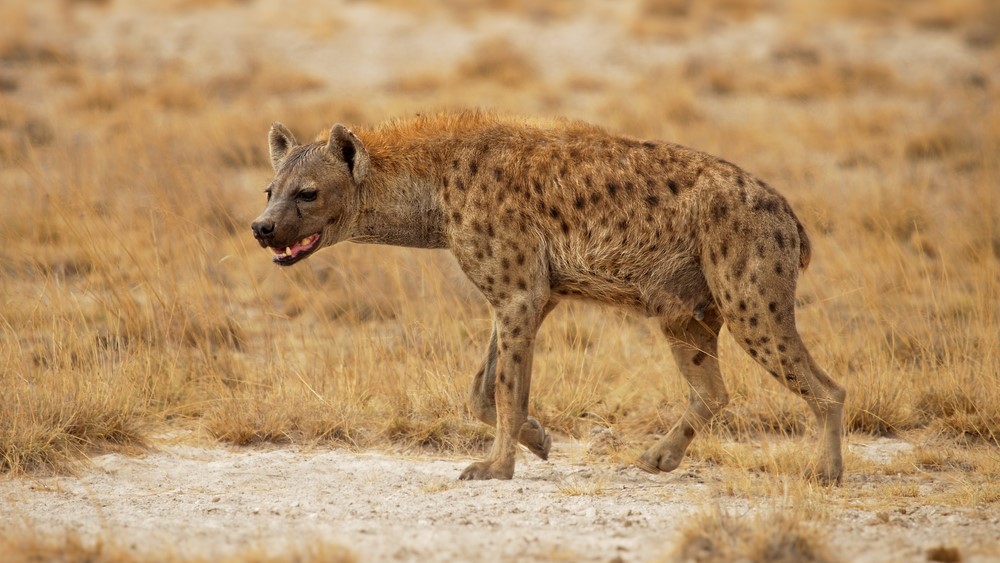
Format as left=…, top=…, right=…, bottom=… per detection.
left=668, top=505, right=839, bottom=563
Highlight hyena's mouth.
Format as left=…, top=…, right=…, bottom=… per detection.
left=271, top=233, right=321, bottom=266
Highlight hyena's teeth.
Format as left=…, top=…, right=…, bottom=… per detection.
left=301, top=237, right=311, bottom=246
left=285, top=247, right=292, bottom=256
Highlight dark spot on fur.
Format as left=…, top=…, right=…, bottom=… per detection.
left=645, top=194, right=659, bottom=207
left=574, top=195, right=586, bottom=209
left=692, top=351, right=706, bottom=366
left=777, top=344, right=786, bottom=352
left=487, top=223, right=495, bottom=237
left=511, top=326, right=521, bottom=337
left=720, top=241, right=729, bottom=259
left=754, top=197, right=779, bottom=213
left=501, top=258, right=510, bottom=269
left=606, top=182, right=619, bottom=198
left=749, top=348, right=758, bottom=357
left=451, top=211, right=462, bottom=224
left=667, top=179, right=679, bottom=194
left=749, top=316, right=758, bottom=327
left=733, top=258, right=747, bottom=278
left=785, top=373, right=796, bottom=382
left=768, top=302, right=778, bottom=313
left=711, top=201, right=729, bottom=220
left=517, top=279, right=526, bottom=290
left=775, top=263, right=784, bottom=275
left=533, top=179, right=543, bottom=195
left=469, top=160, right=478, bottom=176
left=738, top=300, right=747, bottom=311
left=617, top=220, right=628, bottom=231
left=493, top=167, right=502, bottom=181
left=590, top=192, right=602, bottom=205
left=550, top=206, right=560, bottom=219
left=516, top=253, right=525, bottom=265
left=737, top=176, right=745, bottom=187
left=625, top=181, right=635, bottom=192
left=475, top=251, right=484, bottom=260
left=774, top=231, right=786, bottom=249
left=561, top=221, right=571, bottom=235
left=499, top=371, right=507, bottom=384
left=643, top=141, right=657, bottom=149
left=513, top=354, right=523, bottom=364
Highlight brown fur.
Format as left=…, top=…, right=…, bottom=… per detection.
left=251, top=111, right=846, bottom=484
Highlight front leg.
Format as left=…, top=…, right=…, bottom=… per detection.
left=460, top=292, right=549, bottom=480
left=468, top=304, right=559, bottom=460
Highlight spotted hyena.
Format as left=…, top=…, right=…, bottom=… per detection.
left=251, top=112, right=846, bottom=484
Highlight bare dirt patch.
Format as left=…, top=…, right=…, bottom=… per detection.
left=3, top=436, right=998, bottom=562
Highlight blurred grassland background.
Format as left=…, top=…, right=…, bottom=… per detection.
left=0, top=0, right=998, bottom=490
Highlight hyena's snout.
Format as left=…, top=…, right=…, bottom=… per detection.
left=251, top=217, right=276, bottom=246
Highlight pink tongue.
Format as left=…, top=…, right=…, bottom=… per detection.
left=289, top=235, right=316, bottom=257
left=272, top=237, right=312, bottom=258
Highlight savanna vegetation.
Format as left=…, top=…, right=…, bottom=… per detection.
left=1, top=0, right=998, bottom=560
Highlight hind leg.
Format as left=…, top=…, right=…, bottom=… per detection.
left=637, top=308, right=729, bottom=473
left=726, top=299, right=846, bottom=484
left=467, top=301, right=558, bottom=461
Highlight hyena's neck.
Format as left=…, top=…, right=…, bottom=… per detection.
left=349, top=148, right=448, bottom=249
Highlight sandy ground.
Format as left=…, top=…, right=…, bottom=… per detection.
left=3, top=437, right=999, bottom=562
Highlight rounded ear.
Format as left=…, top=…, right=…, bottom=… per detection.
left=268, top=122, right=298, bottom=172
left=327, top=124, right=370, bottom=184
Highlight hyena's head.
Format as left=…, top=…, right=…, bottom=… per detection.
left=251, top=122, right=370, bottom=266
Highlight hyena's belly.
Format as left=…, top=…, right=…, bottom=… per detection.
left=549, top=248, right=711, bottom=321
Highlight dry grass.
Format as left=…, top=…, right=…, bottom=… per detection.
left=1, top=0, right=998, bottom=532
left=0, top=526, right=355, bottom=563
left=667, top=504, right=838, bottom=563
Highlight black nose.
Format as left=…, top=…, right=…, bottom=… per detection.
left=252, top=219, right=275, bottom=241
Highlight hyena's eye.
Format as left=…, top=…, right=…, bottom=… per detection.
left=297, top=189, right=318, bottom=202
left=264, top=189, right=272, bottom=202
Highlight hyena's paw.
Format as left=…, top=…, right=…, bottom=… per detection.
left=459, top=459, right=515, bottom=481
left=804, top=459, right=843, bottom=486
left=636, top=446, right=684, bottom=474
left=519, top=417, right=552, bottom=461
